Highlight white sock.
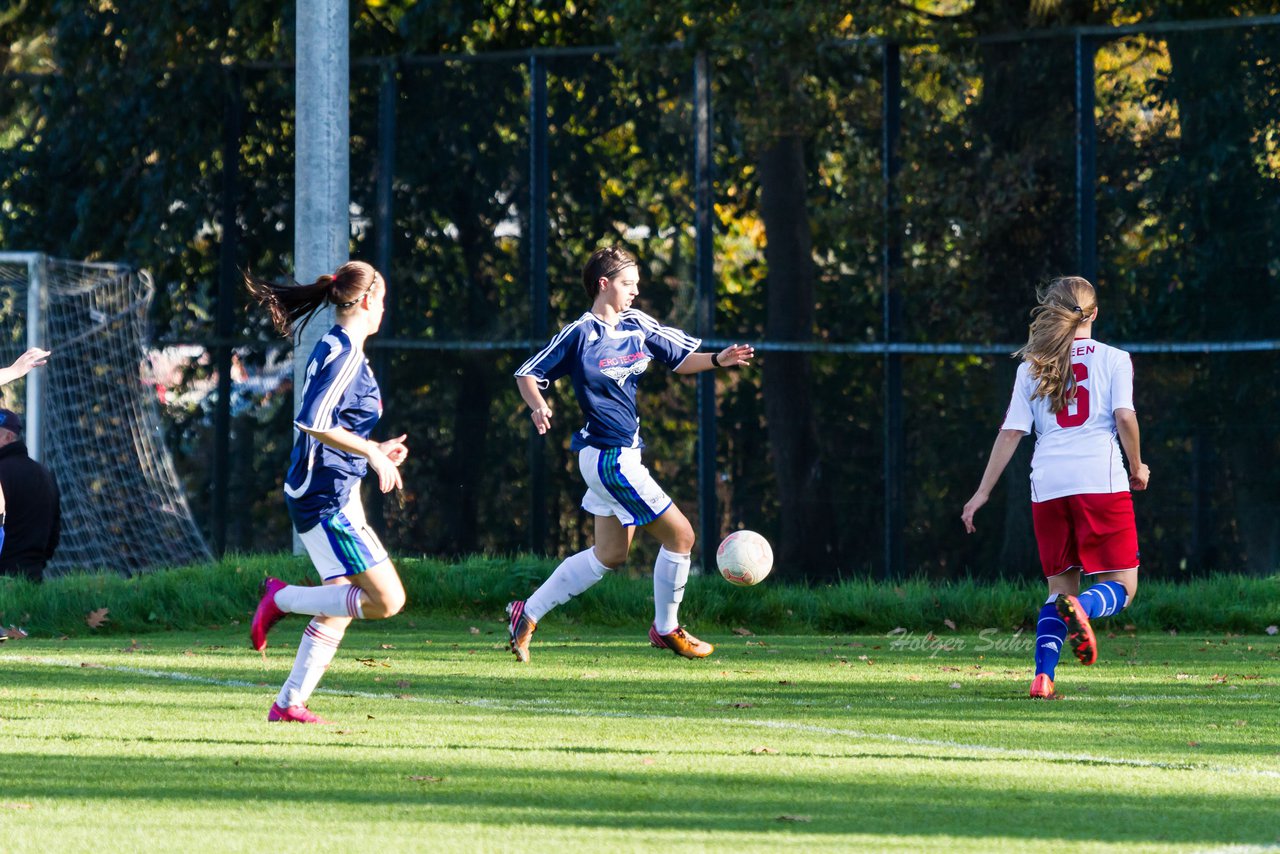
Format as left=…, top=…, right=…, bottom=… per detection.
left=276, top=619, right=345, bottom=708
left=652, top=546, right=691, bottom=634
left=275, top=584, right=364, bottom=618
left=525, top=548, right=609, bottom=622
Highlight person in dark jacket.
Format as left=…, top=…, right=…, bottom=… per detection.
left=0, top=408, right=60, bottom=582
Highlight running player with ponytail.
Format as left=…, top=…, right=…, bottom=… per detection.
left=245, top=261, right=409, bottom=723
left=961, top=276, right=1149, bottom=699
left=508, top=245, right=753, bottom=663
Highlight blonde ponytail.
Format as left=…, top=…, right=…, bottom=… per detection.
left=1013, top=276, right=1097, bottom=413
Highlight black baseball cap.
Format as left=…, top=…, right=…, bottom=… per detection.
left=0, top=409, right=23, bottom=433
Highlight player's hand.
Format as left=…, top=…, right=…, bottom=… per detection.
left=717, top=344, right=754, bottom=368
left=366, top=445, right=403, bottom=493
left=8, top=347, right=51, bottom=377
left=961, top=491, right=988, bottom=534
left=1129, top=463, right=1150, bottom=492
left=530, top=405, right=553, bottom=435
left=378, top=434, right=409, bottom=466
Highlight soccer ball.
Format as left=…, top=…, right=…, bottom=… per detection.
left=716, top=530, right=774, bottom=586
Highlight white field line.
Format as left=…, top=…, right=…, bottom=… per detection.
left=5, top=654, right=1280, bottom=781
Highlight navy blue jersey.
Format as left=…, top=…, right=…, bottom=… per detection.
left=515, top=309, right=700, bottom=450
left=284, top=325, right=382, bottom=531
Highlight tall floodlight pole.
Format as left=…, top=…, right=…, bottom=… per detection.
left=294, top=0, right=350, bottom=550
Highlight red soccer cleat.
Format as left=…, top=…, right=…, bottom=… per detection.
left=267, top=703, right=332, bottom=724
left=1029, top=673, right=1056, bottom=699
left=649, top=624, right=714, bottom=659
left=250, top=577, right=289, bottom=651
left=1055, top=594, right=1098, bottom=666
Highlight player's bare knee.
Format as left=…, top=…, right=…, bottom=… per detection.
left=596, top=547, right=627, bottom=569
left=365, top=588, right=406, bottom=619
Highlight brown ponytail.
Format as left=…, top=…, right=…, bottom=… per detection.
left=245, top=261, right=380, bottom=337
left=1012, top=276, right=1097, bottom=413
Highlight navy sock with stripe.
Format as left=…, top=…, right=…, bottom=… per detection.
left=1077, top=580, right=1128, bottom=619
left=1035, top=600, right=1067, bottom=680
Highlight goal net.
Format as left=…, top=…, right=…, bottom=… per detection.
left=0, top=253, right=211, bottom=576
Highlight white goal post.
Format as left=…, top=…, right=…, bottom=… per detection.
left=0, top=253, right=211, bottom=576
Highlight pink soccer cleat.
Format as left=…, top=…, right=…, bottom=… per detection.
left=267, top=703, right=332, bottom=724
left=250, top=577, right=289, bottom=651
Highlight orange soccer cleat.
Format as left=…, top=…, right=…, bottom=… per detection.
left=506, top=600, right=537, bottom=663
left=1029, top=673, right=1056, bottom=699
left=648, top=625, right=714, bottom=659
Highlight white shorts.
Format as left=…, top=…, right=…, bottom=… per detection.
left=297, top=492, right=391, bottom=581
left=579, top=446, right=672, bottom=527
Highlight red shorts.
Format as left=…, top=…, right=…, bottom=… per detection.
left=1030, top=492, right=1140, bottom=578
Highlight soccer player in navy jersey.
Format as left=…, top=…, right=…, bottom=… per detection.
left=962, top=277, right=1149, bottom=699
left=508, top=245, right=754, bottom=662
left=245, top=261, right=410, bottom=723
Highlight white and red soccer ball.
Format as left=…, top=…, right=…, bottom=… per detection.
left=716, top=530, right=774, bottom=586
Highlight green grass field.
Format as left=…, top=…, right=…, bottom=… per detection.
left=2, top=617, right=1278, bottom=852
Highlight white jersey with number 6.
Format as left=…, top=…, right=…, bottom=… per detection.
left=1000, top=337, right=1134, bottom=502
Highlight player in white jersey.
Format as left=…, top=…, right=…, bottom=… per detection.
left=508, top=245, right=753, bottom=662
left=961, top=277, right=1150, bottom=699
left=244, top=261, right=410, bottom=724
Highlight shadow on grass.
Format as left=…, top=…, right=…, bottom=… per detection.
left=2, top=750, right=1277, bottom=846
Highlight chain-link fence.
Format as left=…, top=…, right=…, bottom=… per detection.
left=3, top=17, right=1277, bottom=580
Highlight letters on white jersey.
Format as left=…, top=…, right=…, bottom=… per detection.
left=1000, top=338, right=1135, bottom=502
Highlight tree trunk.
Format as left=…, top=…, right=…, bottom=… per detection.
left=758, top=134, right=837, bottom=580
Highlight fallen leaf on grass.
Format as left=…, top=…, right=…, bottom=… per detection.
left=0, top=803, right=33, bottom=810
left=409, top=775, right=443, bottom=783
left=745, top=640, right=769, bottom=647
left=86, top=608, right=110, bottom=629
left=380, top=644, right=396, bottom=650
left=905, top=675, right=922, bottom=682
left=640, top=758, right=656, bottom=766
left=395, top=680, right=411, bottom=689
left=777, top=815, right=811, bottom=823
left=1238, top=674, right=1261, bottom=680
left=355, top=657, right=392, bottom=668
left=1187, top=741, right=1200, bottom=747
left=1123, top=624, right=1137, bottom=632
left=751, top=746, right=778, bottom=754
left=777, top=680, right=794, bottom=686
left=1175, top=673, right=1192, bottom=680
left=121, top=640, right=141, bottom=653
left=2, top=625, right=28, bottom=640
left=1210, top=674, right=1229, bottom=683
left=943, top=618, right=956, bottom=630
left=730, top=702, right=754, bottom=709
left=939, top=666, right=961, bottom=672
left=732, top=627, right=754, bottom=636
left=468, top=626, right=481, bottom=635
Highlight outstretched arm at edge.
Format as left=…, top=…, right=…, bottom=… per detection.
left=961, top=429, right=1026, bottom=533
left=1114, top=408, right=1149, bottom=491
